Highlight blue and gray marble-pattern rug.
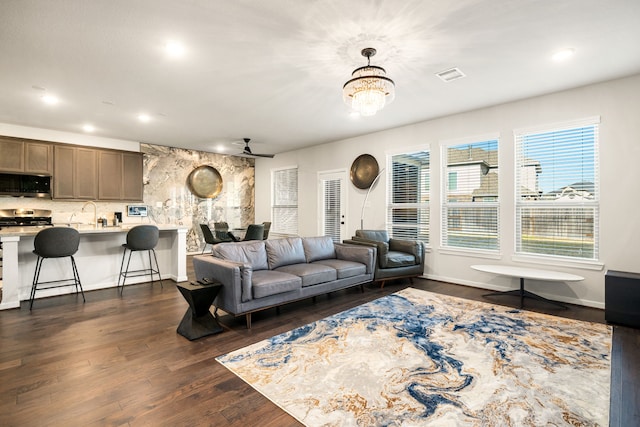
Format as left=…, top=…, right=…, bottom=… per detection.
left=216, top=288, right=611, bottom=426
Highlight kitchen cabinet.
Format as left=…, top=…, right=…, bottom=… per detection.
left=98, top=150, right=122, bottom=200
left=53, top=145, right=98, bottom=199
left=0, top=136, right=53, bottom=174
left=98, top=150, right=144, bottom=201
left=122, top=152, right=144, bottom=201
left=0, top=134, right=143, bottom=201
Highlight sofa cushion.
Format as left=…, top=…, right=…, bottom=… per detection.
left=265, top=237, right=306, bottom=270
left=302, top=236, right=336, bottom=262
left=385, top=251, right=417, bottom=267
left=213, top=241, right=268, bottom=270
left=275, top=263, right=337, bottom=287
left=313, top=259, right=366, bottom=279
left=252, top=270, right=301, bottom=299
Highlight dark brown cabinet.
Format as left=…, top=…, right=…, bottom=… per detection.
left=1, top=135, right=143, bottom=201
left=122, top=152, right=144, bottom=201
left=54, top=145, right=142, bottom=201
left=0, top=136, right=53, bottom=174
left=53, top=145, right=98, bottom=199
left=98, top=150, right=123, bottom=200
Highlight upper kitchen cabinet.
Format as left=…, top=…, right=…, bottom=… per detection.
left=53, top=145, right=98, bottom=199
left=98, top=150, right=143, bottom=201
left=0, top=136, right=53, bottom=174
left=53, top=145, right=142, bottom=201
left=122, top=152, right=143, bottom=201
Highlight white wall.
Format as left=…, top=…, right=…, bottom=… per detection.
left=255, top=73, right=640, bottom=308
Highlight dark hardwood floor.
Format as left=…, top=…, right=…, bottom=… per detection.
left=0, top=256, right=638, bottom=426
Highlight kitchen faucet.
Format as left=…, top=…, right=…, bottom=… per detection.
left=81, top=201, right=97, bottom=226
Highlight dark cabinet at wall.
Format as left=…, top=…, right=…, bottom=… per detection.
left=605, top=270, right=640, bottom=328
left=53, top=145, right=98, bottom=199
left=122, top=152, right=144, bottom=201
left=0, top=136, right=53, bottom=174
left=98, top=150, right=143, bottom=201
left=98, top=150, right=122, bottom=200
left=1, top=135, right=143, bottom=201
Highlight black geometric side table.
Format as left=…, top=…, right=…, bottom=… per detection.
left=176, top=281, right=223, bottom=340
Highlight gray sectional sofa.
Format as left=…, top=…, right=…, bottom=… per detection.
left=192, top=236, right=375, bottom=328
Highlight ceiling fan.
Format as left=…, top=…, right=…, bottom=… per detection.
left=237, top=138, right=275, bottom=158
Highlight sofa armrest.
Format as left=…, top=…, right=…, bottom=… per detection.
left=334, top=243, right=375, bottom=274
left=192, top=255, right=253, bottom=305
left=344, top=236, right=391, bottom=268
left=389, top=238, right=424, bottom=264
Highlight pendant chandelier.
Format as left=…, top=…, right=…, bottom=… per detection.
left=343, top=48, right=395, bottom=116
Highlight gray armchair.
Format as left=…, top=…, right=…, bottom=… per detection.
left=343, top=230, right=424, bottom=288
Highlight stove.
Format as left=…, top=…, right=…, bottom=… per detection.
left=0, top=208, right=53, bottom=227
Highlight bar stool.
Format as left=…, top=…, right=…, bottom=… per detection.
left=30, top=227, right=85, bottom=310
left=118, top=225, right=162, bottom=293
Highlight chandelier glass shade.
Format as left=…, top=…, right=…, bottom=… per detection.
left=343, top=48, right=395, bottom=116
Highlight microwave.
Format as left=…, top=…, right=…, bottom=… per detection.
left=0, top=173, right=51, bottom=198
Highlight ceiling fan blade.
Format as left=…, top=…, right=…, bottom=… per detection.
left=238, top=137, right=275, bottom=158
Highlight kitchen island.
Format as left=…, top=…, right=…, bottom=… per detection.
left=0, top=224, right=188, bottom=310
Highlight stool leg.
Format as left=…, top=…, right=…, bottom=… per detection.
left=118, top=248, right=127, bottom=289
left=151, top=248, right=162, bottom=288
left=120, top=249, right=133, bottom=294
left=30, top=257, right=44, bottom=310
left=70, top=255, right=85, bottom=303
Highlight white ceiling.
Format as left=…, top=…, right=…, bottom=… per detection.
left=1, top=0, right=639, bottom=156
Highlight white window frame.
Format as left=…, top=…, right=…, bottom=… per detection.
left=440, top=134, right=500, bottom=254
left=271, top=166, right=298, bottom=236
left=514, top=117, right=600, bottom=267
left=386, top=146, right=430, bottom=245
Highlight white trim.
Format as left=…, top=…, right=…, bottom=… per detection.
left=438, top=247, right=502, bottom=260
left=0, top=122, right=140, bottom=151
left=439, top=132, right=500, bottom=148
left=513, top=115, right=601, bottom=136
left=511, top=254, right=604, bottom=271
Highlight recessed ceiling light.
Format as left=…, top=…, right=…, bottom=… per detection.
left=552, top=48, right=575, bottom=62
left=216, top=144, right=226, bottom=152
left=138, top=113, right=151, bottom=123
left=41, top=94, right=59, bottom=105
left=165, top=40, right=186, bottom=58
left=82, top=124, right=95, bottom=133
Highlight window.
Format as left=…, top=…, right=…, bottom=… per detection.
left=386, top=149, right=430, bottom=244
left=515, top=118, right=599, bottom=260
left=271, top=167, right=298, bottom=235
left=442, top=137, right=499, bottom=251
left=448, top=172, right=458, bottom=190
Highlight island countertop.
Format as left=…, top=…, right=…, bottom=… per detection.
left=0, top=224, right=188, bottom=310
left=0, top=223, right=187, bottom=237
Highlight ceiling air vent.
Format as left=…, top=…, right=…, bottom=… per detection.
left=435, top=67, right=466, bottom=82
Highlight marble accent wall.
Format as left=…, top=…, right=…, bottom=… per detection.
left=141, top=143, right=255, bottom=252
left=0, top=143, right=255, bottom=254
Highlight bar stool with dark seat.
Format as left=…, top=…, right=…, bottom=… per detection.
left=118, top=225, right=162, bottom=293
left=30, top=227, right=85, bottom=310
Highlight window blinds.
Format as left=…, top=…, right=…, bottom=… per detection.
left=386, top=150, right=430, bottom=243
left=272, top=167, right=298, bottom=235
left=442, top=139, right=499, bottom=251
left=515, top=118, right=599, bottom=260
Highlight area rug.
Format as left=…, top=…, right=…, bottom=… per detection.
left=216, top=288, right=612, bottom=426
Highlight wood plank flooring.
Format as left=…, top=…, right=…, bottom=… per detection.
left=0, top=256, right=638, bottom=426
